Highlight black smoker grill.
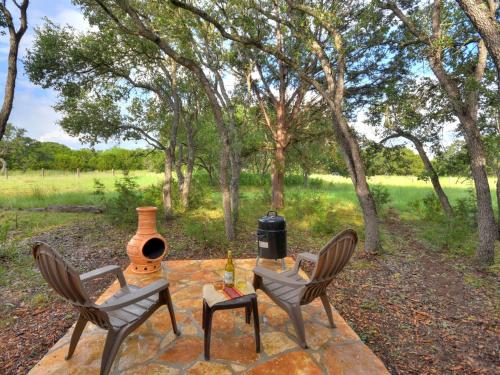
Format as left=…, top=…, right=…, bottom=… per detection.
left=256, top=211, right=287, bottom=270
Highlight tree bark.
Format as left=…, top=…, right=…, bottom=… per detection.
left=163, top=148, right=175, bottom=220
left=0, top=1, right=29, bottom=141
left=0, top=158, right=6, bottom=175
left=181, top=119, right=196, bottom=208
left=456, top=0, right=500, bottom=87
left=333, top=112, right=380, bottom=253
left=272, top=144, right=286, bottom=209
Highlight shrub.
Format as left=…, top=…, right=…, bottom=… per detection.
left=371, top=185, right=391, bottom=213
left=183, top=218, right=228, bottom=249
left=453, top=189, right=477, bottom=228
left=409, top=192, right=441, bottom=219
left=105, top=176, right=144, bottom=226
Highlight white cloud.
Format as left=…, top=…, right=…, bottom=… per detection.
left=52, top=8, right=92, bottom=32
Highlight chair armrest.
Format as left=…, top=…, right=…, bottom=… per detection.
left=80, top=265, right=127, bottom=288
left=296, top=252, right=318, bottom=264
left=253, top=266, right=308, bottom=288
left=100, top=279, right=169, bottom=311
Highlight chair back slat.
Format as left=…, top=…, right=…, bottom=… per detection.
left=32, top=242, right=112, bottom=329
left=300, top=229, right=357, bottom=304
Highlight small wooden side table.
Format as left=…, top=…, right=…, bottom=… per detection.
left=202, top=293, right=260, bottom=360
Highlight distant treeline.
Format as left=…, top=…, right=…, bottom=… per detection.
left=0, top=124, right=161, bottom=171
left=0, top=124, right=481, bottom=178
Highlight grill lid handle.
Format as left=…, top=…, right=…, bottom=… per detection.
left=267, top=210, right=278, bottom=217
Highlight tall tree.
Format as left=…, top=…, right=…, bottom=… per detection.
left=0, top=0, right=28, bottom=141
left=170, top=0, right=401, bottom=253
left=380, top=0, right=497, bottom=264
left=81, top=0, right=241, bottom=239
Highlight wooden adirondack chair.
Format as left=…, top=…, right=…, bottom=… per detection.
left=32, top=242, right=180, bottom=375
left=253, top=229, right=358, bottom=348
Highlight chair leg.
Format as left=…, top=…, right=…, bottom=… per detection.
left=164, top=288, right=180, bottom=336
left=288, top=305, right=308, bottom=349
left=100, top=329, right=127, bottom=375
left=66, top=315, right=87, bottom=360
left=320, top=294, right=336, bottom=328
left=204, top=307, right=213, bottom=360
left=251, top=297, right=260, bottom=353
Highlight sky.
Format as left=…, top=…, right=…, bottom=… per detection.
left=0, top=1, right=455, bottom=152
left=0, top=0, right=144, bottom=150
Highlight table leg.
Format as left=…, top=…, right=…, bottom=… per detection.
left=204, top=306, right=213, bottom=360
left=251, top=296, right=260, bottom=353
left=202, top=300, right=206, bottom=330
left=245, top=303, right=251, bottom=324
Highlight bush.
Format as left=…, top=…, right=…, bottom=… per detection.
left=409, top=192, right=441, bottom=219
left=453, top=189, right=477, bottom=228
left=371, top=185, right=391, bottom=213
left=105, top=176, right=145, bottom=226
left=183, top=218, right=228, bottom=249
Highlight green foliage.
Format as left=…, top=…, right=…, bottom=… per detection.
left=183, top=218, right=228, bottom=249
left=409, top=192, right=441, bottom=219
left=105, top=176, right=144, bottom=226
left=93, top=178, right=105, bottom=198
left=371, top=185, right=391, bottom=213
left=453, top=189, right=477, bottom=228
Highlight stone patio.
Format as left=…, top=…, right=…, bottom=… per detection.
left=29, top=258, right=389, bottom=374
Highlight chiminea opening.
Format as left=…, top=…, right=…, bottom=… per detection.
left=142, top=238, right=165, bottom=260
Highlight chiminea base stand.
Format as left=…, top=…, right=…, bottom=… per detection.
left=255, top=257, right=286, bottom=271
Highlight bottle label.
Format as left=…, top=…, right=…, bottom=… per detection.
left=224, top=271, right=234, bottom=284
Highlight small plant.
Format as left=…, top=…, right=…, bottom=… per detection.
left=453, top=189, right=477, bottom=228
left=409, top=192, right=441, bottom=219
left=30, top=185, right=46, bottom=201
left=105, top=176, right=144, bottom=226
left=371, top=185, right=391, bottom=213
left=92, top=178, right=106, bottom=205
left=0, top=222, right=10, bottom=243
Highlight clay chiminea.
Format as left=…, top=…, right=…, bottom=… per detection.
left=127, top=207, right=168, bottom=274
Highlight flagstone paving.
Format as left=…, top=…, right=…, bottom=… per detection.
left=29, top=258, right=389, bottom=374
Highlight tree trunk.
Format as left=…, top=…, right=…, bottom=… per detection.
left=461, top=118, right=497, bottom=264
left=0, top=158, right=6, bottom=175
left=402, top=134, right=454, bottom=218
left=0, top=2, right=28, bottom=142
left=175, top=143, right=185, bottom=193
left=181, top=123, right=196, bottom=208
left=497, top=175, right=500, bottom=240
left=230, top=151, right=240, bottom=226
left=163, top=149, right=175, bottom=220
left=272, top=145, right=285, bottom=209
left=332, top=112, right=380, bottom=253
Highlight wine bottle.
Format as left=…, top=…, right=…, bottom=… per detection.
left=224, top=250, right=235, bottom=287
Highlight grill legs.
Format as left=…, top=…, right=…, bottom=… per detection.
left=255, top=257, right=286, bottom=271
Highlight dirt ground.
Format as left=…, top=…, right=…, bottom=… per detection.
left=0, top=216, right=498, bottom=374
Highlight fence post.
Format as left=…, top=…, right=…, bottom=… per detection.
left=4, top=167, right=7, bottom=179
left=112, top=168, right=115, bottom=176
left=77, top=168, right=80, bottom=177
left=42, top=168, right=45, bottom=178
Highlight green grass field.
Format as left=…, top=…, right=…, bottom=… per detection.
left=1, top=170, right=494, bottom=210
left=0, top=170, right=497, bottom=260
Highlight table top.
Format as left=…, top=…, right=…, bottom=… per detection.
left=203, top=281, right=255, bottom=307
